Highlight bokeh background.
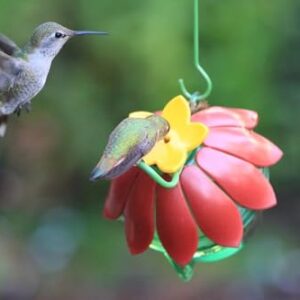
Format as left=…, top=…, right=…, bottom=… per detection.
left=0, top=0, right=298, bottom=299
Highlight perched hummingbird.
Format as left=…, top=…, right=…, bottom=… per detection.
left=0, top=22, right=107, bottom=136
left=90, top=115, right=170, bottom=180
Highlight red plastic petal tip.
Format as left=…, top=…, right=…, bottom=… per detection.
left=103, top=167, right=139, bottom=219
left=125, top=172, right=156, bottom=255
left=204, top=127, right=283, bottom=167
left=192, top=106, right=258, bottom=129
left=196, top=148, right=277, bottom=210
left=156, top=182, right=198, bottom=266
left=181, top=165, right=243, bottom=247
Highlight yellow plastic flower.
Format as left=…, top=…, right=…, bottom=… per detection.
left=129, top=95, right=209, bottom=173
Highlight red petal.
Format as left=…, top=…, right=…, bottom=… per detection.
left=196, top=148, right=277, bottom=210
left=156, top=182, right=198, bottom=266
left=124, top=172, right=156, bottom=254
left=204, top=127, right=283, bottom=167
left=192, top=106, right=258, bottom=129
left=103, top=168, right=139, bottom=219
left=181, top=165, right=243, bottom=247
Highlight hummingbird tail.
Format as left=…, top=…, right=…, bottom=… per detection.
left=89, top=166, right=107, bottom=181
left=0, top=115, right=8, bottom=137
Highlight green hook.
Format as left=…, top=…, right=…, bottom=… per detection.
left=179, top=0, right=213, bottom=103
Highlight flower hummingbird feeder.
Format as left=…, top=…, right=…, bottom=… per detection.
left=94, top=0, right=283, bottom=281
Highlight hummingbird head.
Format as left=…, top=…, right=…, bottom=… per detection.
left=147, top=115, right=170, bottom=140
left=28, top=22, right=107, bottom=58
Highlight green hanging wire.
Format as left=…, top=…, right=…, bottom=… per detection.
left=137, top=0, right=212, bottom=187
left=179, top=0, right=213, bottom=103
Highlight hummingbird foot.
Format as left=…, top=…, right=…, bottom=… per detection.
left=22, top=102, right=32, bottom=113
left=14, top=102, right=32, bottom=116
left=15, top=106, right=22, bottom=116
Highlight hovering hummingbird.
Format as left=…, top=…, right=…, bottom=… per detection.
left=0, top=21, right=107, bottom=136
left=90, top=115, right=170, bottom=181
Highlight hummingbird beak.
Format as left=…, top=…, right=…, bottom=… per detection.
left=73, top=30, right=108, bottom=37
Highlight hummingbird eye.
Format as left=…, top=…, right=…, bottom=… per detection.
left=55, top=32, right=66, bottom=38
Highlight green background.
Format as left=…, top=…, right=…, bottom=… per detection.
left=0, top=0, right=298, bottom=299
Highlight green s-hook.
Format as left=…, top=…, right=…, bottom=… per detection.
left=179, top=0, right=213, bottom=103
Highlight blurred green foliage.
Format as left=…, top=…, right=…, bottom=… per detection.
left=0, top=0, right=298, bottom=299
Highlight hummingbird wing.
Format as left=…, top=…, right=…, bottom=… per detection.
left=90, top=125, right=158, bottom=180
left=0, top=50, right=22, bottom=119
left=91, top=116, right=169, bottom=181
left=0, top=34, right=21, bottom=56
left=0, top=50, right=21, bottom=92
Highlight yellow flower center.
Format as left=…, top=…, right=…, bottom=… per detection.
left=130, top=95, right=209, bottom=173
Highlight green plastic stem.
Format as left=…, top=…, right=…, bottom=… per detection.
left=179, top=0, right=213, bottom=103
left=138, top=161, right=181, bottom=188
